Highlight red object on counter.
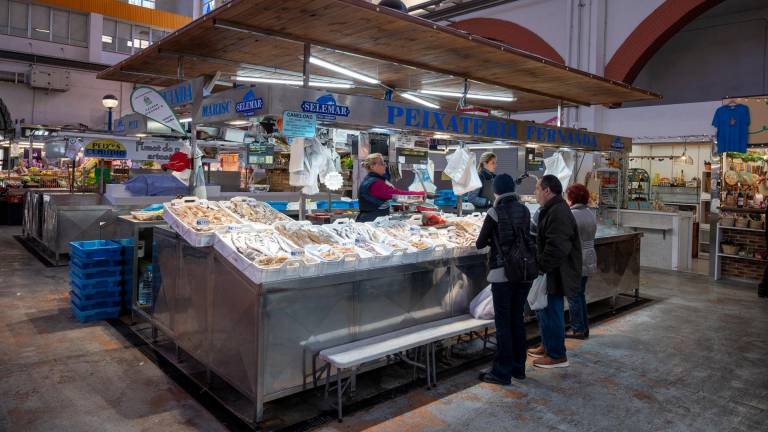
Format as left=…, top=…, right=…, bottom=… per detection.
left=161, top=152, right=191, bottom=172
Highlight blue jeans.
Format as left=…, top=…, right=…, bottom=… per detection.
left=490, top=281, right=531, bottom=380
left=535, top=294, right=566, bottom=359
left=567, top=276, right=589, bottom=334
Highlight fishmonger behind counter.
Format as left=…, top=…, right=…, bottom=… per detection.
left=466, top=152, right=497, bottom=211
left=356, top=153, right=426, bottom=223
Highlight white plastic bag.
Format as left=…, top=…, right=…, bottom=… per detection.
left=453, top=153, right=482, bottom=195
left=469, top=284, right=494, bottom=319
left=544, top=152, right=574, bottom=188
left=527, top=274, right=548, bottom=311
left=444, top=147, right=471, bottom=182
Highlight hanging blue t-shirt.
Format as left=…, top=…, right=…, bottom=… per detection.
left=712, top=104, right=750, bottom=153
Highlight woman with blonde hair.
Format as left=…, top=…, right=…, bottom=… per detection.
left=467, top=152, right=497, bottom=210
left=356, top=153, right=424, bottom=222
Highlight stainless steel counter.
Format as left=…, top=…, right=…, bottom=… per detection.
left=23, top=191, right=127, bottom=263
left=146, top=227, right=642, bottom=423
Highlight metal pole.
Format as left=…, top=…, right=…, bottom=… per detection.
left=557, top=101, right=563, bottom=127
left=298, top=43, right=311, bottom=221
left=107, top=108, right=113, bottom=132
left=188, top=123, right=197, bottom=195
left=27, top=135, right=32, bottom=169
left=98, top=159, right=104, bottom=195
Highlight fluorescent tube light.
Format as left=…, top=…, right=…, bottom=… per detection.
left=419, top=89, right=516, bottom=102
left=233, top=76, right=303, bottom=85
left=309, top=57, right=380, bottom=84
left=232, top=76, right=353, bottom=89
left=179, top=118, right=192, bottom=123
left=401, top=93, right=439, bottom=109
left=308, top=82, right=353, bottom=89
left=226, top=120, right=251, bottom=126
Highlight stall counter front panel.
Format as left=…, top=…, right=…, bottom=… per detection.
left=148, top=226, right=641, bottom=420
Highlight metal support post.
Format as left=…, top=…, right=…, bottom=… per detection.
left=303, top=43, right=311, bottom=88
left=557, top=101, right=563, bottom=127
left=188, top=124, right=197, bottom=195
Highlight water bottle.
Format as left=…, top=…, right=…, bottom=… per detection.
left=138, top=264, right=153, bottom=306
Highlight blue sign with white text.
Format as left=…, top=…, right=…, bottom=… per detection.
left=235, top=90, right=264, bottom=116
left=301, top=94, right=350, bottom=121
left=283, top=111, right=317, bottom=137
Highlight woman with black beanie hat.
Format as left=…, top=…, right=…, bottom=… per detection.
left=475, top=174, right=534, bottom=384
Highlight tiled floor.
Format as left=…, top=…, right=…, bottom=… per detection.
left=1, top=225, right=766, bottom=432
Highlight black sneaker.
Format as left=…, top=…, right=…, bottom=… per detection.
left=511, top=371, right=526, bottom=381
left=478, top=371, right=511, bottom=385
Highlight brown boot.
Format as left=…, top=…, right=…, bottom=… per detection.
left=527, top=344, right=546, bottom=358
left=533, top=355, right=569, bottom=369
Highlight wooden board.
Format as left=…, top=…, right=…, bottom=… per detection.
left=98, top=0, right=660, bottom=112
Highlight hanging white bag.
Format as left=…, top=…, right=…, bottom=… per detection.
left=453, top=152, right=482, bottom=195
left=543, top=152, right=573, bottom=188
left=527, top=274, right=548, bottom=311
left=469, top=284, right=494, bottom=319
left=444, top=147, right=471, bottom=182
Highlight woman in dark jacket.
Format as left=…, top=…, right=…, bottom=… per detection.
left=467, top=152, right=497, bottom=210
left=475, top=174, right=532, bottom=384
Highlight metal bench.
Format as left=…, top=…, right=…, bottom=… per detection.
left=318, top=314, right=494, bottom=421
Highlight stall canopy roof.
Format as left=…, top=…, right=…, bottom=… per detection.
left=97, top=0, right=661, bottom=112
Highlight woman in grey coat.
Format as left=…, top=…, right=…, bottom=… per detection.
left=565, top=183, right=597, bottom=339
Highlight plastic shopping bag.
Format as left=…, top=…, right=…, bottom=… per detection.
left=469, top=284, right=494, bottom=319
left=444, top=147, right=471, bottom=182
left=527, top=274, right=548, bottom=311
left=453, top=153, right=482, bottom=195
left=544, top=152, right=574, bottom=188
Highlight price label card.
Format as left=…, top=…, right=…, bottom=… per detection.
left=195, top=218, right=210, bottom=228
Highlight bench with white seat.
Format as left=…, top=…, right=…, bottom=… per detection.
left=318, top=314, right=495, bottom=421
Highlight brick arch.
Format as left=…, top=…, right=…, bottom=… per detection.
left=450, top=18, right=565, bottom=64
left=605, top=0, right=724, bottom=84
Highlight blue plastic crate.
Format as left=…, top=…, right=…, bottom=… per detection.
left=69, top=240, right=121, bottom=260
left=350, top=200, right=359, bottom=209
left=69, top=255, right=122, bottom=270
left=265, top=201, right=288, bottom=211
left=70, top=273, right=122, bottom=292
left=316, top=200, right=351, bottom=210
left=69, top=281, right=122, bottom=300
left=70, top=300, right=120, bottom=323
left=70, top=264, right=123, bottom=281
left=70, top=290, right=121, bottom=311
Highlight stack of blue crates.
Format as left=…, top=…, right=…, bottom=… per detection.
left=69, top=240, right=122, bottom=323
left=111, top=239, right=135, bottom=310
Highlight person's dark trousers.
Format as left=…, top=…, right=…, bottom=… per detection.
left=759, top=265, right=768, bottom=297
left=535, top=294, right=567, bottom=359
left=567, top=276, right=589, bottom=334
left=490, top=281, right=531, bottom=380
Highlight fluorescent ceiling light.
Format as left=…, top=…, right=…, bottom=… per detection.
left=309, top=57, right=380, bottom=84
left=226, top=120, right=251, bottom=126
left=234, top=76, right=303, bottom=85
left=419, top=89, right=516, bottom=102
left=401, top=93, right=439, bottom=109
left=34, top=28, right=50, bottom=33
left=308, top=82, right=353, bottom=89
left=232, top=76, right=352, bottom=88
left=134, top=133, right=147, bottom=137
left=179, top=117, right=192, bottom=123
left=101, top=35, right=113, bottom=43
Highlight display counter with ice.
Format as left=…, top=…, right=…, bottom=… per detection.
left=146, top=197, right=640, bottom=421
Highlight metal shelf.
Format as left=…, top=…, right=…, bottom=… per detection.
left=719, top=225, right=764, bottom=233
left=718, top=253, right=767, bottom=263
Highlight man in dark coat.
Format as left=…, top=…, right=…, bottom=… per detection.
left=527, top=175, right=582, bottom=368
left=758, top=206, right=768, bottom=298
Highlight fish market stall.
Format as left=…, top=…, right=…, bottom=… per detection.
left=93, top=0, right=658, bottom=425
